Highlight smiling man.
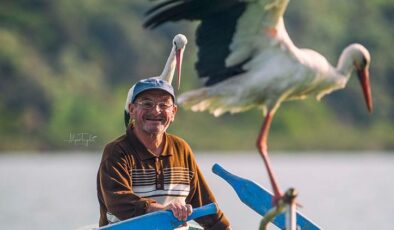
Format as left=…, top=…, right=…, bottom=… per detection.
left=97, top=78, right=230, bottom=229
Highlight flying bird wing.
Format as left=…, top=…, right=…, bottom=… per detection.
left=144, top=0, right=291, bottom=86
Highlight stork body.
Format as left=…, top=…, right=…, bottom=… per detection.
left=124, top=34, right=187, bottom=127
left=179, top=42, right=366, bottom=117
left=145, top=0, right=372, bottom=203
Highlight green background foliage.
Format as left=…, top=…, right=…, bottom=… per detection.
left=0, top=0, right=393, bottom=151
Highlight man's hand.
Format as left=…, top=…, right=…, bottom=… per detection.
left=165, top=202, right=193, bottom=221
left=147, top=202, right=193, bottom=221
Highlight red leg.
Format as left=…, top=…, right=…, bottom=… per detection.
left=256, top=111, right=282, bottom=205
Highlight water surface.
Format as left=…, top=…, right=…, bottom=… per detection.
left=0, top=152, right=393, bottom=230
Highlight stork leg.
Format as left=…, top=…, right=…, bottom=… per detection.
left=256, top=110, right=282, bottom=205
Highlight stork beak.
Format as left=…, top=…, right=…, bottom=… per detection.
left=175, top=48, right=183, bottom=89
left=357, top=67, right=373, bottom=113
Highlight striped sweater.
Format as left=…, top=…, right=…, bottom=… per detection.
left=97, top=127, right=230, bottom=229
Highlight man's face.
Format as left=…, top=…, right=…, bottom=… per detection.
left=129, top=89, right=177, bottom=136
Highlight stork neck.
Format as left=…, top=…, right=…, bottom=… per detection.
left=159, top=47, right=177, bottom=84
left=336, top=48, right=355, bottom=79
left=277, top=18, right=296, bottom=50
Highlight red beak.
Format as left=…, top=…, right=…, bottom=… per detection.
left=175, top=48, right=183, bottom=89
left=357, top=67, right=373, bottom=113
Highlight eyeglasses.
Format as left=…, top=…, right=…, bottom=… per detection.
left=135, top=100, right=174, bottom=111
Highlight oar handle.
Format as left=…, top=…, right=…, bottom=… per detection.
left=186, top=203, right=218, bottom=221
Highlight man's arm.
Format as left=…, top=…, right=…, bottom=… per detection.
left=98, top=144, right=157, bottom=222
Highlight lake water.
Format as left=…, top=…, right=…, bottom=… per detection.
left=0, top=152, right=393, bottom=230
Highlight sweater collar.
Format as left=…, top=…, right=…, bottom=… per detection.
left=126, top=126, right=173, bottom=160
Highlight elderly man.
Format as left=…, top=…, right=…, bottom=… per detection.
left=97, top=78, right=230, bottom=229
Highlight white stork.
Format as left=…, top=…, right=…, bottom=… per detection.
left=144, top=0, right=372, bottom=203
left=123, top=34, right=188, bottom=127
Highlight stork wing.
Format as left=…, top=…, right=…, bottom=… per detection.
left=144, top=0, right=290, bottom=86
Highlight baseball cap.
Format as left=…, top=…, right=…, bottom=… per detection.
left=131, top=78, right=175, bottom=102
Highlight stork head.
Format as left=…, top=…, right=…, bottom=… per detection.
left=173, top=34, right=188, bottom=89
left=351, top=44, right=372, bottom=113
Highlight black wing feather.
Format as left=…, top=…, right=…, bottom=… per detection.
left=195, top=3, right=248, bottom=85
left=145, top=0, right=181, bottom=16
left=145, top=0, right=251, bottom=86
left=144, top=0, right=214, bottom=28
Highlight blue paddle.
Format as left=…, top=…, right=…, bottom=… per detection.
left=212, top=163, right=321, bottom=230
left=99, top=203, right=217, bottom=230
